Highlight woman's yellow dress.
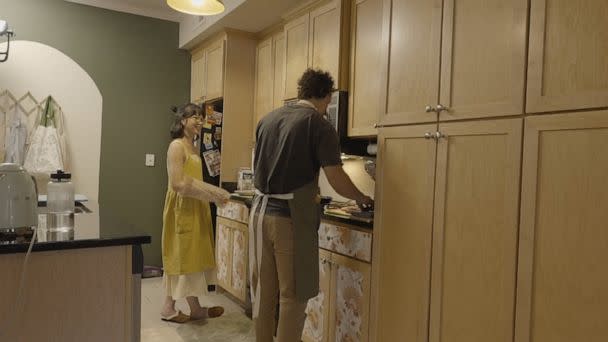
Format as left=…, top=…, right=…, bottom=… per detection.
left=162, top=147, right=215, bottom=279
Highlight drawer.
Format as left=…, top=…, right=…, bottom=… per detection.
left=318, top=222, right=372, bottom=263
left=217, top=200, right=250, bottom=223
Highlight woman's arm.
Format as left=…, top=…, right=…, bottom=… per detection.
left=167, top=140, right=230, bottom=205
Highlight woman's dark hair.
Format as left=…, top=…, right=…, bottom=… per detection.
left=170, top=103, right=204, bottom=139
left=297, top=68, right=335, bottom=100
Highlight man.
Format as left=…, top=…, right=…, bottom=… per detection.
left=249, top=68, right=374, bottom=342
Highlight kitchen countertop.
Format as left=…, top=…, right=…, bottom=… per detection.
left=229, top=194, right=374, bottom=230
left=0, top=201, right=151, bottom=254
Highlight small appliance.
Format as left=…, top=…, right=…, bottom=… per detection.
left=0, top=163, right=38, bottom=233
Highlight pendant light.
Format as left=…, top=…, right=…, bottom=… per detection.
left=167, top=0, right=225, bottom=16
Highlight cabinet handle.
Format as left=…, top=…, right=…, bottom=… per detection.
left=433, top=131, right=446, bottom=140
left=424, top=132, right=433, bottom=139
left=436, top=104, right=449, bottom=113
left=425, top=105, right=436, bottom=113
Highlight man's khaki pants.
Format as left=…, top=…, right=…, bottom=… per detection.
left=254, top=214, right=308, bottom=342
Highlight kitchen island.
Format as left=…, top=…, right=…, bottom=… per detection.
left=0, top=201, right=150, bottom=342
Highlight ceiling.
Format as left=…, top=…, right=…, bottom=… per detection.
left=65, top=0, right=184, bottom=22
left=65, top=0, right=304, bottom=31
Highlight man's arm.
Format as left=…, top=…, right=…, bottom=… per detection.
left=323, top=165, right=374, bottom=208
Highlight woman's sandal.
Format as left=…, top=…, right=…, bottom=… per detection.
left=161, top=310, right=190, bottom=324
left=207, top=306, right=224, bottom=318
left=189, top=306, right=225, bottom=322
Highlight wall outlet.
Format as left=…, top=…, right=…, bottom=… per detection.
left=145, top=154, right=155, bottom=167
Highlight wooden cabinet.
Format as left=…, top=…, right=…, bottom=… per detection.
left=254, top=37, right=274, bottom=130
left=526, top=0, right=608, bottom=113
left=272, top=33, right=286, bottom=109
left=216, top=216, right=249, bottom=302
left=371, top=119, right=523, bottom=342
left=253, top=32, right=286, bottom=132
left=515, top=111, right=608, bottom=342
left=309, top=1, right=342, bottom=84
left=189, top=37, right=225, bottom=102
left=283, top=0, right=349, bottom=100
left=429, top=119, right=522, bottom=342
left=348, top=0, right=383, bottom=137
left=378, top=0, right=527, bottom=125
left=439, top=0, right=527, bottom=121
left=303, top=241, right=372, bottom=342
left=205, top=39, right=225, bottom=101
left=370, top=124, right=437, bottom=342
left=378, top=0, right=442, bottom=125
left=284, top=13, right=310, bottom=100
left=190, top=49, right=206, bottom=102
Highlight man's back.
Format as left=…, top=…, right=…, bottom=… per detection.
left=254, top=103, right=341, bottom=194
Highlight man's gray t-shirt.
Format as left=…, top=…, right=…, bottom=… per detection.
left=254, top=103, right=342, bottom=196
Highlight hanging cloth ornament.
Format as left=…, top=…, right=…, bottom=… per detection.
left=23, top=96, right=64, bottom=174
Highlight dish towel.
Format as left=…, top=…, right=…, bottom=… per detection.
left=23, top=96, right=64, bottom=174
left=4, top=104, right=27, bottom=164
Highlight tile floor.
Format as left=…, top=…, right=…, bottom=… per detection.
left=141, top=277, right=255, bottom=342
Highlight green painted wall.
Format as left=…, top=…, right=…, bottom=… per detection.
left=1, top=0, right=190, bottom=266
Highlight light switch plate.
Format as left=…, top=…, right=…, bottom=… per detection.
left=145, top=154, right=155, bottom=167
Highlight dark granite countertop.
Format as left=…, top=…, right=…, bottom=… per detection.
left=0, top=201, right=151, bottom=254
left=229, top=194, right=374, bottom=230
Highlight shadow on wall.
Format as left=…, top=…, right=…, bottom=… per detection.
left=0, top=40, right=102, bottom=200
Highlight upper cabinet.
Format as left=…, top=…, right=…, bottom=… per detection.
left=284, top=13, right=310, bottom=100
left=378, top=0, right=443, bottom=125
left=205, top=39, right=226, bottom=101
left=190, top=36, right=226, bottom=103
left=526, top=0, right=608, bottom=113
left=254, top=37, right=274, bottom=132
left=190, top=49, right=206, bottom=102
left=378, top=0, right=528, bottom=126
left=439, top=0, right=527, bottom=121
left=348, top=0, right=383, bottom=137
left=273, top=33, right=286, bottom=109
left=283, top=0, right=350, bottom=100
left=253, top=32, right=286, bottom=133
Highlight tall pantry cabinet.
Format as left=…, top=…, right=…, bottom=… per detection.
left=371, top=0, right=608, bottom=341
left=371, top=119, right=522, bottom=342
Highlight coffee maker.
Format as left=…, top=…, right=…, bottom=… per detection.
left=0, top=163, right=38, bottom=241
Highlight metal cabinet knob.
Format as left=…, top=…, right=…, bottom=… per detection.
left=434, top=132, right=445, bottom=140
left=436, top=104, right=449, bottom=113
left=424, top=132, right=433, bottom=139
left=425, top=105, right=436, bottom=113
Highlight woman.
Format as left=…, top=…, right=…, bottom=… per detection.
left=160, top=103, right=230, bottom=323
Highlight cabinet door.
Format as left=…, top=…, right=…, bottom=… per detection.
left=527, top=0, right=608, bottom=113
left=329, top=253, right=371, bottom=342
left=348, top=0, right=383, bottom=137
left=515, top=111, right=608, bottom=342
left=429, top=119, right=522, bottom=342
left=254, top=38, right=274, bottom=132
left=439, top=0, right=527, bottom=121
left=190, top=49, right=206, bottom=102
left=303, top=249, right=332, bottom=342
left=230, top=225, right=248, bottom=302
left=309, top=0, right=341, bottom=84
left=379, top=0, right=442, bottom=125
left=272, top=33, right=286, bottom=109
left=216, top=218, right=233, bottom=292
left=370, top=124, right=437, bottom=342
left=205, top=39, right=225, bottom=101
left=284, top=13, right=310, bottom=100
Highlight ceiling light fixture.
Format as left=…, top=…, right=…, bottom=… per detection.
left=167, top=0, right=225, bottom=16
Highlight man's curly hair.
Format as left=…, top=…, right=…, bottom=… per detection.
left=297, top=68, right=335, bottom=99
